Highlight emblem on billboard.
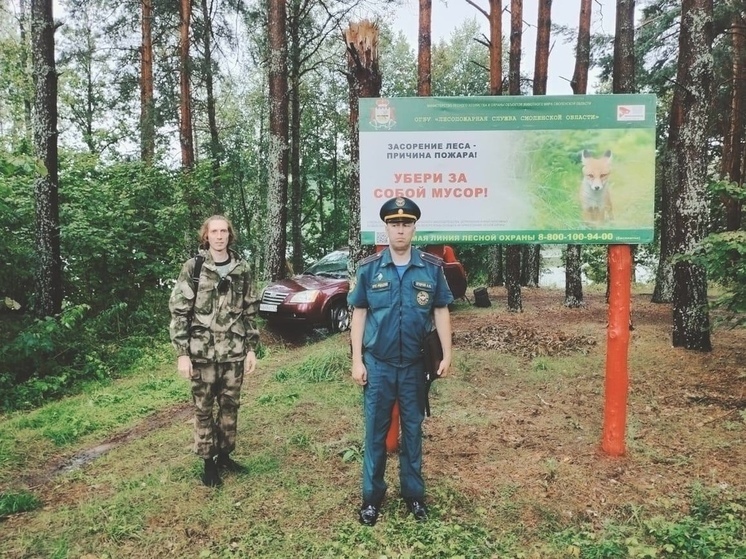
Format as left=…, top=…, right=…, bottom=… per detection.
left=370, top=98, right=396, bottom=130
left=616, top=105, right=645, bottom=121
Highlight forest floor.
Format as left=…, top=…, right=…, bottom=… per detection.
left=1, top=286, right=745, bottom=557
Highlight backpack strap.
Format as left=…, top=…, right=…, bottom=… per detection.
left=192, top=255, right=205, bottom=292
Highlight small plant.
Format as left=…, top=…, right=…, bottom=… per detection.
left=0, top=490, right=41, bottom=516
left=340, top=443, right=363, bottom=463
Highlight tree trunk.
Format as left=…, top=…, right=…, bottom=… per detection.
left=487, top=245, right=504, bottom=286
left=534, top=0, right=551, bottom=95
left=523, top=0, right=552, bottom=289
left=289, top=0, right=304, bottom=273
left=506, top=245, right=522, bottom=312
left=140, top=0, right=155, bottom=163
left=651, top=141, right=676, bottom=303
left=31, top=0, right=62, bottom=317
left=508, top=0, right=520, bottom=95
left=200, top=0, right=222, bottom=204
left=179, top=0, right=194, bottom=169
left=565, top=0, right=592, bottom=307
left=502, top=0, right=520, bottom=310
left=720, top=7, right=745, bottom=231
left=489, top=0, right=503, bottom=95
left=418, top=0, right=431, bottom=96
left=672, top=0, right=713, bottom=351
left=265, top=0, right=289, bottom=282
left=612, top=0, right=636, bottom=92
left=20, top=0, right=33, bottom=138
left=345, top=21, right=382, bottom=273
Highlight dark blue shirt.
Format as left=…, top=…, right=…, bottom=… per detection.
left=348, top=248, right=454, bottom=366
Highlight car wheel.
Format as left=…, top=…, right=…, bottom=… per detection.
left=329, top=302, right=351, bottom=333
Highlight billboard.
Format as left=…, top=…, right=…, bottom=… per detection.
left=358, top=95, right=657, bottom=245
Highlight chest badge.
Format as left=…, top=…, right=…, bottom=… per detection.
left=416, top=290, right=431, bottom=306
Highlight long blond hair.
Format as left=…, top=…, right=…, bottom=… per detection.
left=198, top=215, right=236, bottom=249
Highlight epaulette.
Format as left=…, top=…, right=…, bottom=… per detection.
left=358, top=251, right=383, bottom=266
left=420, top=251, right=445, bottom=266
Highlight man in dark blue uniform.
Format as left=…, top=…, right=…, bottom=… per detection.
left=348, top=196, right=453, bottom=526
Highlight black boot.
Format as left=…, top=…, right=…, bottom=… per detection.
left=201, top=457, right=222, bottom=487
left=216, top=452, right=248, bottom=473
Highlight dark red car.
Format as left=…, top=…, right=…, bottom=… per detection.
left=258, top=247, right=467, bottom=332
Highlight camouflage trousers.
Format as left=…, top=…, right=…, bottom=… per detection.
left=190, top=361, right=244, bottom=459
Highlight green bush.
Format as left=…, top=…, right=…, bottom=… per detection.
left=683, top=231, right=746, bottom=325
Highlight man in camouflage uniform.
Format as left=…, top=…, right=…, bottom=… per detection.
left=169, top=215, right=259, bottom=487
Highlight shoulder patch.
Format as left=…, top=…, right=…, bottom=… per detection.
left=358, top=251, right=383, bottom=266
left=421, top=252, right=445, bottom=267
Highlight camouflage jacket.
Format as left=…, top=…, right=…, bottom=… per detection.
left=169, top=249, right=260, bottom=363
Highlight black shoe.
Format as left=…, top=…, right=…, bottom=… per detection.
left=358, top=503, right=379, bottom=526
left=201, top=458, right=222, bottom=487
left=216, top=453, right=248, bottom=473
left=406, top=499, right=427, bottom=521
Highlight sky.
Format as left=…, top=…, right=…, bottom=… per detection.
left=390, top=0, right=619, bottom=94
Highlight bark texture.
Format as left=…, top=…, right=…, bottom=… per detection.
left=417, top=0, right=432, bottom=96
left=31, top=0, right=62, bottom=317
left=672, top=0, right=714, bottom=351
left=345, top=21, right=381, bottom=273
left=565, top=0, right=592, bottom=308
left=265, top=0, right=289, bottom=282
left=140, top=0, right=155, bottom=163
left=178, top=0, right=194, bottom=169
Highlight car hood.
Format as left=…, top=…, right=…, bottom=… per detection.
left=264, top=274, right=348, bottom=294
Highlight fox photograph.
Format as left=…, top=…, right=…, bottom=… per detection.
left=521, top=128, right=655, bottom=233
left=580, top=149, right=613, bottom=227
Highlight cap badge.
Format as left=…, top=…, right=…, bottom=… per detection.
left=395, top=197, right=406, bottom=207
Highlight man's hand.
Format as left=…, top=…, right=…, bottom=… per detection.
left=351, top=359, right=367, bottom=386
left=436, top=356, right=452, bottom=378
left=244, top=350, right=257, bottom=374
left=177, top=355, right=192, bottom=379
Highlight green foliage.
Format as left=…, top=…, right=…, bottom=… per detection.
left=0, top=490, right=41, bottom=517
left=273, top=347, right=350, bottom=384
left=0, top=295, right=170, bottom=411
left=549, top=486, right=746, bottom=558
left=679, top=231, right=746, bottom=325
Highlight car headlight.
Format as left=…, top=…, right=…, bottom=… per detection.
left=288, top=290, right=320, bottom=304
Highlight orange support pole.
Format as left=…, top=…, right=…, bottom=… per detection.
left=386, top=401, right=400, bottom=452
left=602, top=245, right=631, bottom=456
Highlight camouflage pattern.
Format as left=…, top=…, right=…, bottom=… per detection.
left=191, top=361, right=244, bottom=458
left=169, top=249, right=260, bottom=363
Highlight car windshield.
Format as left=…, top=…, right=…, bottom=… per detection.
left=304, top=251, right=349, bottom=278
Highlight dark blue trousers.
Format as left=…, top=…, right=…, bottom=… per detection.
left=362, top=352, right=426, bottom=505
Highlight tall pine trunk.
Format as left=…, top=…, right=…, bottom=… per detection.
left=720, top=8, right=745, bottom=231
left=31, top=0, right=62, bottom=317
left=200, top=0, right=222, bottom=206
left=289, top=0, right=303, bottom=273
left=178, top=0, right=194, bottom=169
left=565, top=0, right=592, bottom=308
left=140, top=0, right=155, bottom=163
left=265, top=0, right=289, bottom=282
left=672, top=0, right=713, bottom=351
left=522, top=0, right=552, bottom=289
left=417, top=0, right=431, bottom=96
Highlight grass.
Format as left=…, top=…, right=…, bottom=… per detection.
left=1, top=291, right=744, bottom=558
